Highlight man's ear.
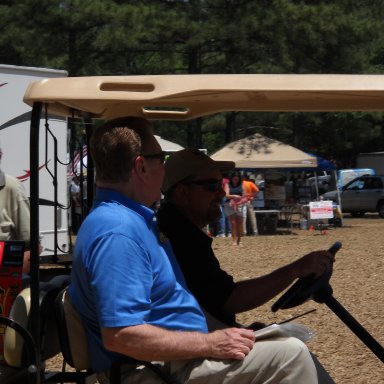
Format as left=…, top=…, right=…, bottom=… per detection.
left=132, top=155, right=147, bottom=181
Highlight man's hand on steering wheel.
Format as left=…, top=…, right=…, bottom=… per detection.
left=291, top=249, right=335, bottom=280
left=272, top=242, right=342, bottom=312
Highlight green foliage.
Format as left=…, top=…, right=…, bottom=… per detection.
left=1, top=0, right=384, bottom=165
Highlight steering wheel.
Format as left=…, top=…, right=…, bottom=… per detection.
left=271, top=242, right=342, bottom=312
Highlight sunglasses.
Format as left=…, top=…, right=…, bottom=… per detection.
left=140, top=151, right=167, bottom=164
left=184, top=178, right=223, bottom=192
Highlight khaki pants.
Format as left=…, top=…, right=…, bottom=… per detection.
left=98, top=337, right=319, bottom=384
left=244, top=201, right=257, bottom=234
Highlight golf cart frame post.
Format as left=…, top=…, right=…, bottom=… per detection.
left=24, top=74, right=384, bottom=381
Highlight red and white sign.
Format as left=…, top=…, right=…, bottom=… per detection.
left=309, top=201, right=334, bottom=219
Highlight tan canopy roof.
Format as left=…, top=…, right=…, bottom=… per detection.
left=23, top=74, right=384, bottom=120
left=211, top=133, right=317, bottom=168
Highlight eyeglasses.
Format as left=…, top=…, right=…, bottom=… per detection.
left=183, top=179, right=223, bottom=192
left=140, top=151, right=167, bottom=164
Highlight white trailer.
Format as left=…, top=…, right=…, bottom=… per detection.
left=357, top=152, right=384, bottom=175
left=0, top=64, right=69, bottom=260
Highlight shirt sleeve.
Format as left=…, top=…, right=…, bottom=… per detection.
left=15, top=182, right=30, bottom=242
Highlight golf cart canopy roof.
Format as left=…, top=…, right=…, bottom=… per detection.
left=24, top=74, right=384, bottom=120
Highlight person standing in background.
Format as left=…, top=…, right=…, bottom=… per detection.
left=224, top=171, right=247, bottom=246
left=215, top=175, right=231, bottom=237
left=69, top=176, right=82, bottom=234
left=0, top=145, right=31, bottom=273
left=242, top=174, right=259, bottom=235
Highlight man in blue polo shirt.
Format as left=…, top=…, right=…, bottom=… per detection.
left=68, top=117, right=319, bottom=383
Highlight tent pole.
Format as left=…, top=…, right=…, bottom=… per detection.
left=314, top=171, right=319, bottom=200
left=334, top=170, right=343, bottom=226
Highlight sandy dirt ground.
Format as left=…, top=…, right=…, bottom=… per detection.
left=45, top=214, right=384, bottom=383
left=215, top=214, right=384, bottom=383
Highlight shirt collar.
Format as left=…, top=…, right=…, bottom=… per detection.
left=95, top=187, right=155, bottom=224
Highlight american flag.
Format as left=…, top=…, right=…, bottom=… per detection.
left=69, top=145, right=88, bottom=176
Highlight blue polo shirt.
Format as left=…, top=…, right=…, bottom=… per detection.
left=68, top=188, right=208, bottom=372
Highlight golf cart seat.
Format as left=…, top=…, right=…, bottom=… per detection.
left=54, top=288, right=94, bottom=383
left=55, top=287, right=178, bottom=384
left=0, top=275, right=70, bottom=383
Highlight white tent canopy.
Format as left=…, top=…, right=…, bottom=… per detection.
left=211, top=133, right=317, bottom=169
left=155, top=135, right=183, bottom=151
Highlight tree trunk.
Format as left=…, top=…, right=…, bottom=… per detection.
left=187, top=118, right=203, bottom=148
left=225, top=112, right=237, bottom=143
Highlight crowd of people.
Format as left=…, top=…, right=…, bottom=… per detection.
left=212, top=170, right=261, bottom=245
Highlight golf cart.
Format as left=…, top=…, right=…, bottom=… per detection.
left=1, top=74, right=383, bottom=383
